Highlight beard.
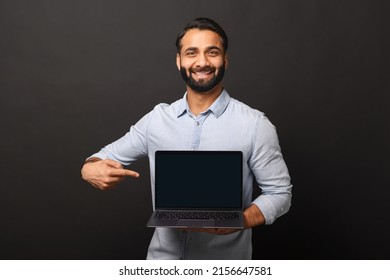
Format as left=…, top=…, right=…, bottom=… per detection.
left=180, top=64, right=225, bottom=93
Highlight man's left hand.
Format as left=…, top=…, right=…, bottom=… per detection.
left=185, top=204, right=266, bottom=235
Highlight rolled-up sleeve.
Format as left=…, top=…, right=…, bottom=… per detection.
left=249, top=114, right=292, bottom=224
left=89, top=111, right=152, bottom=165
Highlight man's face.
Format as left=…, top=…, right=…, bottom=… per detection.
left=176, top=29, right=228, bottom=93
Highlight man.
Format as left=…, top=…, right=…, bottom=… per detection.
left=81, top=17, right=292, bottom=259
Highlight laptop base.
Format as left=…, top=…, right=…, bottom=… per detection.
left=147, top=211, right=244, bottom=229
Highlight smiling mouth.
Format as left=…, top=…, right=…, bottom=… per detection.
left=192, top=70, right=213, bottom=79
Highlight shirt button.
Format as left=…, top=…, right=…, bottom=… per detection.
left=195, top=121, right=200, bottom=126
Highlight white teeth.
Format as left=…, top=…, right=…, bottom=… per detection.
left=194, top=72, right=210, bottom=78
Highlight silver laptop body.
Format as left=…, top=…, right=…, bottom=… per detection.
left=146, top=150, right=244, bottom=229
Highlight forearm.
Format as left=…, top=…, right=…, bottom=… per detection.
left=243, top=204, right=266, bottom=228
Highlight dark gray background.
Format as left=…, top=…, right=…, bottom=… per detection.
left=0, top=0, right=388, bottom=259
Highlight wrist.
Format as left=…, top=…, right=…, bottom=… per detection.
left=81, top=157, right=102, bottom=180
left=84, top=157, right=102, bottom=164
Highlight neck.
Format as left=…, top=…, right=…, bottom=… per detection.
left=186, top=84, right=223, bottom=116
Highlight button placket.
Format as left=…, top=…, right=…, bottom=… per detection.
left=190, top=117, right=203, bottom=150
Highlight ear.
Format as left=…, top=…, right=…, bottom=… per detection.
left=224, top=53, right=229, bottom=69
left=176, top=53, right=181, bottom=70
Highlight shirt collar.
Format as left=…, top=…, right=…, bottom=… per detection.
left=176, top=89, right=230, bottom=118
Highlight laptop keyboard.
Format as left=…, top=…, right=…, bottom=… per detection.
left=155, top=211, right=239, bottom=220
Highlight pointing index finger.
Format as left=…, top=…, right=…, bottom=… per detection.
left=110, top=168, right=140, bottom=178
left=123, top=169, right=140, bottom=178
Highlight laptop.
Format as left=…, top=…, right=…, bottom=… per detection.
left=147, top=150, right=244, bottom=229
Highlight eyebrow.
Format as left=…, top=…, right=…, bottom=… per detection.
left=206, top=46, right=222, bottom=52
left=183, top=46, right=222, bottom=53
left=183, top=47, right=198, bottom=53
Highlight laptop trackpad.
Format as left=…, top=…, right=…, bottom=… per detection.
left=177, top=219, right=215, bottom=228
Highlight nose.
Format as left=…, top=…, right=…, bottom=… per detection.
left=195, top=53, right=209, bottom=68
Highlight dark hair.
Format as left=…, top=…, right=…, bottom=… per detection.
left=175, top=17, right=228, bottom=53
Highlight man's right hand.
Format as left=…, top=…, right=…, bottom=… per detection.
left=81, top=158, right=140, bottom=190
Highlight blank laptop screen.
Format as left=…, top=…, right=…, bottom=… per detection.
left=155, top=151, right=243, bottom=209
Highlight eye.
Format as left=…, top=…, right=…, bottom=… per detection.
left=185, top=51, right=196, bottom=57
left=208, top=50, right=219, bottom=57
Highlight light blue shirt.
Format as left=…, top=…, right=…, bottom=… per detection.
left=90, top=89, right=292, bottom=259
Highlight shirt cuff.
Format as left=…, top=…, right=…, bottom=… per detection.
left=251, top=195, right=278, bottom=225
left=87, top=152, right=108, bottom=161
